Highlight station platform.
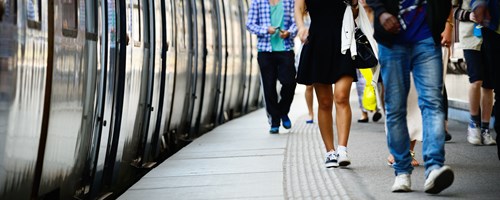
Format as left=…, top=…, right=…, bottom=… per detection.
left=118, top=85, right=500, bottom=200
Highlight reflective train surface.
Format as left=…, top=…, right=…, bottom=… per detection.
left=0, top=0, right=262, bottom=199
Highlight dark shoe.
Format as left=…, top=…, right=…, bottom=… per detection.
left=306, top=119, right=314, bottom=124
left=357, top=118, right=368, bottom=123
left=372, top=112, right=382, bottom=122
left=445, top=131, right=452, bottom=141
left=424, top=166, right=454, bottom=194
left=269, top=126, right=279, bottom=134
left=282, top=115, right=292, bottom=129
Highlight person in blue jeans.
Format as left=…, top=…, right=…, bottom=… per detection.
left=367, top=0, right=454, bottom=194
left=246, top=0, right=298, bottom=134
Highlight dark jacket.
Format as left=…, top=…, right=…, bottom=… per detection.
left=366, top=0, right=452, bottom=47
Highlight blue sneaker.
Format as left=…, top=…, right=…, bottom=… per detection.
left=269, top=126, right=279, bottom=134
left=282, top=115, right=292, bottom=129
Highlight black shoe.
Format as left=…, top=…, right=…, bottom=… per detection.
left=357, top=118, right=368, bottom=123
left=372, top=112, right=382, bottom=122
left=445, top=131, right=452, bottom=141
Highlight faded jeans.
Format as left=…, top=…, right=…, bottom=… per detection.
left=379, top=37, right=446, bottom=178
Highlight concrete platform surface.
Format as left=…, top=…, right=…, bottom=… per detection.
left=119, top=85, right=500, bottom=200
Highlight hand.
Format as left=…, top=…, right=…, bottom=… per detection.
left=379, top=12, right=401, bottom=34
left=297, top=26, right=309, bottom=43
left=279, top=30, right=290, bottom=39
left=441, top=23, right=452, bottom=47
left=473, top=6, right=486, bottom=24
left=268, top=26, right=277, bottom=34
left=470, top=12, right=477, bottom=23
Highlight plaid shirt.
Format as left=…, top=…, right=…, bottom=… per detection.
left=246, top=0, right=298, bottom=52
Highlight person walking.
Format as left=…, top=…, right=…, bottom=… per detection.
left=471, top=0, right=500, bottom=159
left=246, top=0, right=298, bottom=134
left=453, top=0, right=496, bottom=146
left=295, top=0, right=358, bottom=168
left=367, top=0, right=454, bottom=194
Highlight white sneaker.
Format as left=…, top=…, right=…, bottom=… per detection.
left=337, top=150, right=351, bottom=167
left=391, top=174, right=411, bottom=192
left=482, top=129, right=497, bottom=145
left=467, top=126, right=482, bottom=145
left=424, top=165, right=454, bottom=194
left=325, top=151, right=339, bottom=168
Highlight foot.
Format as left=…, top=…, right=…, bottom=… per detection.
left=337, top=150, right=351, bottom=167
left=282, top=115, right=292, bottom=129
left=372, top=111, right=382, bottom=122
left=409, top=151, right=419, bottom=167
left=392, top=174, right=411, bottom=192
left=387, top=153, right=419, bottom=167
left=325, top=151, right=339, bottom=168
left=306, top=119, right=314, bottom=124
left=357, top=118, right=369, bottom=123
left=424, top=165, right=454, bottom=194
left=481, top=129, right=497, bottom=145
left=269, top=126, right=279, bottom=134
left=467, top=122, right=482, bottom=145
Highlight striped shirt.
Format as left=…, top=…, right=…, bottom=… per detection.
left=246, top=0, right=297, bottom=52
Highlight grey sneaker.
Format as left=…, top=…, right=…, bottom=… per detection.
left=337, top=150, right=351, bottom=167
left=482, top=129, right=497, bottom=145
left=392, top=174, right=411, bottom=192
left=325, top=152, right=338, bottom=168
left=424, top=165, right=454, bottom=194
left=467, top=125, right=482, bottom=145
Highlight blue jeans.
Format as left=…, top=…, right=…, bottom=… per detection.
left=379, top=37, right=446, bottom=177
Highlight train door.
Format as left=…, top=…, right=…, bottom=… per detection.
left=197, top=0, right=220, bottom=134
left=0, top=0, right=48, bottom=199
left=140, top=0, right=164, bottom=163
left=156, top=0, right=177, bottom=154
left=186, top=0, right=206, bottom=138
left=103, top=0, right=153, bottom=190
left=215, top=0, right=229, bottom=124
left=227, top=0, right=245, bottom=118
left=244, top=0, right=262, bottom=111
left=35, top=0, right=94, bottom=198
left=167, top=0, right=193, bottom=142
left=240, top=0, right=253, bottom=113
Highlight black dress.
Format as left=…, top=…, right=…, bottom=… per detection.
left=297, top=0, right=357, bottom=85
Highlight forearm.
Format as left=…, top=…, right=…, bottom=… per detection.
left=295, top=0, right=306, bottom=29
left=454, top=7, right=473, bottom=21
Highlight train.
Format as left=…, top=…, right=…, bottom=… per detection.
left=0, top=0, right=262, bottom=199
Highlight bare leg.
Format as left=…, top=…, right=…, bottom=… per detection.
left=481, top=88, right=494, bottom=123
left=334, top=76, right=354, bottom=147
left=469, top=81, right=482, bottom=117
left=305, top=85, right=314, bottom=121
left=314, top=83, right=335, bottom=152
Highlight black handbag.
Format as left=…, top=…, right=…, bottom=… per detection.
left=353, top=27, right=378, bottom=69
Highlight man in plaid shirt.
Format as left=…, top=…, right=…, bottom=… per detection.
left=246, top=0, right=298, bottom=134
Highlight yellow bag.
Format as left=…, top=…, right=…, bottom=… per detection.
left=359, top=69, right=377, bottom=111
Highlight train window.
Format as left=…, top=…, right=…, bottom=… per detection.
left=27, top=0, right=41, bottom=29
left=62, top=0, right=78, bottom=37
left=131, top=0, right=141, bottom=44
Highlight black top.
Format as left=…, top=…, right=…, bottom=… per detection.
left=296, top=0, right=357, bottom=85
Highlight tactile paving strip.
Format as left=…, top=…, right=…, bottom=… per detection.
left=284, top=116, right=351, bottom=200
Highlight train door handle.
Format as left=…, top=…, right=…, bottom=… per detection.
left=103, top=120, right=107, bottom=126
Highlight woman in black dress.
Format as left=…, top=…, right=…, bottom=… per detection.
left=295, top=0, right=358, bottom=168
